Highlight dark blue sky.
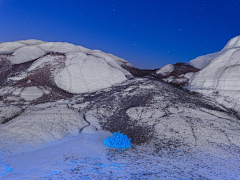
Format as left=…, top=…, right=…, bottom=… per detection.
left=0, top=0, right=239, bottom=69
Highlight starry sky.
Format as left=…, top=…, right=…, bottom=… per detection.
left=0, top=0, right=239, bottom=69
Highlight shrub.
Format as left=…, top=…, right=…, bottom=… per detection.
left=104, top=131, right=132, bottom=150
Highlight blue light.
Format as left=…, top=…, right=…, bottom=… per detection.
left=103, top=131, right=132, bottom=150
left=0, top=161, right=13, bottom=176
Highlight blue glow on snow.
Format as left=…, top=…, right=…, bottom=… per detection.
left=103, top=131, right=132, bottom=150
left=0, top=161, right=13, bottom=176
left=46, top=170, right=62, bottom=178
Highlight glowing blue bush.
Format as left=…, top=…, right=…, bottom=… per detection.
left=104, top=131, right=132, bottom=150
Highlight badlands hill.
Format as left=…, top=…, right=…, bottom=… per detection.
left=188, top=35, right=240, bottom=115
left=0, top=39, right=240, bottom=179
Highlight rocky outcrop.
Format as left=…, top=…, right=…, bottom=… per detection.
left=0, top=40, right=131, bottom=95
left=153, top=63, right=199, bottom=85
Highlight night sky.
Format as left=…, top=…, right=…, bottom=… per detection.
left=0, top=0, right=239, bottom=69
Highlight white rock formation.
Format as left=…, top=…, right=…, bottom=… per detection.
left=0, top=107, right=88, bottom=142
left=222, top=35, right=240, bottom=50
left=189, top=36, right=240, bottom=70
left=9, top=46, right=47, bottom=64
left=20, top=87, right=44, bottom=101
left=189, top=52, right=219, bottom=69
left=0, top=42, right=26, bottom=55
left=178, top=72, right=195, bottom=79
left=37, top=42, right=81, bottom=53
left=55, top=52, right=127, bottom=93
left=16, top=39, right=46, bottom=45
left=188, top=35, right=240, bottom=113
left=0, top=105, right=22, bottom=124
left=1, top=40, right=130, bottom=94
left=156, top=64, right=175, bottom=76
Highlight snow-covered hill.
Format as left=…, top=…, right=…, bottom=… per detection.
left=0, top=39, right=240, bottom=179
left=188, top=36, right=240, bottom=114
